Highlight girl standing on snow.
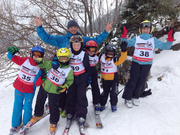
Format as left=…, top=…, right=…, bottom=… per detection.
left=121, top=20, right=174, bottom=108
left=7, top=46, right=46, bottom=135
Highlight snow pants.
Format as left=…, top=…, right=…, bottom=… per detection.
left=66, top=82, right=88, bottom=119
left=12, top=89, right=34, bottom=127
left=58, top=91, right=67, bottom=111
left=101, top=73, right=119, bottom=106
left=34, top=85, right=61, bottom=124
left=122, top=61, right=151, bottom=100
left=90, top=67, right=101, bottom=105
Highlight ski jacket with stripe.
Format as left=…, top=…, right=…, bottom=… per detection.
left=7, top=52, right=43, bottom=93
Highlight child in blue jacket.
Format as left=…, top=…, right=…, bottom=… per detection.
left=121, top=20, right=174, bottom=108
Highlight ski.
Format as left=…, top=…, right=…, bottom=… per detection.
left=62, top=119, right=72, bottom=135
left=95, top=112, right=103, bottom=129
left=18, top=102, right=50, bottom=135
left=78, top=124, right=85, bottom=135
left=49, top=131, right=56, bottom=135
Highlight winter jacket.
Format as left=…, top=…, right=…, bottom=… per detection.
left=37, top=26, right=109, bottom=49
left=100, top=51, right=127, bottom=80
left=7, top=52, right=43, bottom=93
left=38, top=60, right=74, bottom=94
left=121, top=33, right=173, bottom=65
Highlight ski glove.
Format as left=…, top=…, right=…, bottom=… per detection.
left=41, top=68, right=47, bottom=81
left=120, top=41, right=127, bottom=52
left=35, top=58, right=44, bottom=64
left=52, top=55, right=60, bottom=70
left=167, top=27, right=174, bottom=42
left=7, top=46, right=19, bottom=55
left=121, top=24, right=128, bottom=38
left=57, top=84, right=68, bottom=93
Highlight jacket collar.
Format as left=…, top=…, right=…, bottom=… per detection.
left=139, top=33, right=153, bottom=40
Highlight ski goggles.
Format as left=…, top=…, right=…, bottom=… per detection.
left=33, top=51, right=43, bottom=58
left=87, top=47, right=97, bottom=52
left=107, top=51, right=115, bottom=56
left=140, top=22, right=151, bottom=28
left=70, top=35, right=83, bottom=43
left=58, top=56, right=69, bottom=62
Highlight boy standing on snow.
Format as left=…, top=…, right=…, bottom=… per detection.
left=84, top=40, right=101, bottom=113
left=28, top=48, right=74, bottom=135
left=121, top=20, right=174, bottom=108
left=65, top=35, right=91, bottom=134
left=99, top=42, right=127, bottom=112
left=7, top=46, right=46, bottom=135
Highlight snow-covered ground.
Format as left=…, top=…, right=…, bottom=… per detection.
left=1, top=33, right=180, bottom=135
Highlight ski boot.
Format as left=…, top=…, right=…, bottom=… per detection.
left=94, top=104, right=101, bottom=114
left=78, top=117, right=85, bottom=135
left=124, top=100, right=133, bottom=108
left=100, top=106, right=105, bottom=112
left=9, top=127, right=19, bottom=135
left=111, top=105, right=117, bottom=112
left=49, top=124, right=57, bottom=135
left=132, top=98, right=140, bottom=106
left=60, top=110, right=66, bottom=118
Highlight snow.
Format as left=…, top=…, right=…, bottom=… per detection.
left=1, top=34, right=180, bottom=135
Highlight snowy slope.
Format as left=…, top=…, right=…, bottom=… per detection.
left=1, top=34, right=180, bottom=135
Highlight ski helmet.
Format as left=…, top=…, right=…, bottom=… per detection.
left=30, top=46, right=45, bottom=58
left=56, top=48, right=71, bottom=63
left=139, top=20, right=153, bottom=34
left=70, top=35, right=84, bottom=54
left=85, top=40, right=97, bottom=53
left=105, top=43, right=116, bottom=57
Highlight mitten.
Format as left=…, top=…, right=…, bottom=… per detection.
left=35, top=58, right=44, bottom=64
left=7, top=46, right=19, bottom=55
left=121, top=24, right=128, bottom=38
left=41, top=68, right=47, bottom=81
left=120, top=41, right=127, bottom=52
left=57, top=84, right=68, bottom=93
left=166, top=27, right=174, bottom=42
left=52, top=55, right=60, bottom=70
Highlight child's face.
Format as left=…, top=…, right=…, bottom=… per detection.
left=72, top=42, right=81, bottom=51
left=87, top=47, right=96, bottom=56
left=107, top=51, right=115, bottom=58
left=87, top=50, right=96, bottom=56
left=32, top=51, right=43, bottom=60
left=141, top=27, right=150, bottom=34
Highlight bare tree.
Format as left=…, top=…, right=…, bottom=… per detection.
left=0, top=0, right=122, bottom=82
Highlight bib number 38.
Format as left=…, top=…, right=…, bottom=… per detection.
left=139, top=51, right=149, bottom=57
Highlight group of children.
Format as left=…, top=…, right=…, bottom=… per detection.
left=8, top=20, right=174, bottom=135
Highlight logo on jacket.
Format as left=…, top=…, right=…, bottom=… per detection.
left=22, top=66, right=37, bottom=74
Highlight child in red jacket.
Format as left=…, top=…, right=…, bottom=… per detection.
left=7, top=46, right=46, bottom=135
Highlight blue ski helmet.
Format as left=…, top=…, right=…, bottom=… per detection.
left=30, top=46, right=45, bottom=58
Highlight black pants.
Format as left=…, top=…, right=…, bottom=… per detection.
left=101, top=73, right=119, bottom=106
left=122, top=61, right=152, bottom=100
left=66, top=82, right=88, bottom=119
left=58, top=92, right=67, bottom=111
left=34, top=85, right=61, bottom=124
left=90, top=67, right=101, bottom=105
